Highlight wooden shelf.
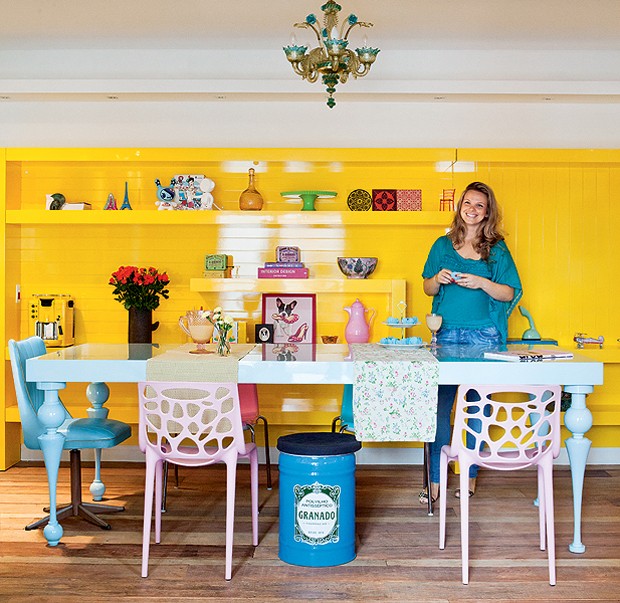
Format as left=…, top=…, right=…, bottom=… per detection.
left=6, top=209, right=451, bottom=227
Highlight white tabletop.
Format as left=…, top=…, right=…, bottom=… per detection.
left=26, top=343, right=603, bottom=387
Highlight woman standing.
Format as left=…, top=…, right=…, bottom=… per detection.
left=420, top=181, right=522, bottom=503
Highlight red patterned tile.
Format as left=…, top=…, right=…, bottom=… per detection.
left=396, top=189, right=422, bottom=211
left=372, top=189, right=397, bottom=211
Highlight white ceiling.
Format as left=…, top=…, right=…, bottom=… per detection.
left=2, top=0, right=620, bottom=51
left=1, top=1, right=619, bottom=104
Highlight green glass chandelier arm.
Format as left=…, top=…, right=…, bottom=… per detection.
left=351, top=61, right=371, bottom=79
left=295, top=21, right=324, bottom=48
left=290, top=47, right=325, bottom=82
left=342, top=20, right=373, bottom=41
left=305, top=48, right=326, bottom=81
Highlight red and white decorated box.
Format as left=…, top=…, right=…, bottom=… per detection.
left=372, top=189, right=397, bottom=211
left=396, top=189, right=422, bottom=211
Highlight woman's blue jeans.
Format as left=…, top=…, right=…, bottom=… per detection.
left=428, top=326, right=501, bottom=484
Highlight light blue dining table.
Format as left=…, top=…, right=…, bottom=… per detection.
left=26, top=342, right=603, bottom=554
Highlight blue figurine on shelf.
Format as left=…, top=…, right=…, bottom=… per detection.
left=120, top=181, right=132, bottom=210
left=154, top=178, right=178, bottom=210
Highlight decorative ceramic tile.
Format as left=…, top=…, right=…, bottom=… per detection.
left=396, top=189, right=422, bottom=211
left=347, top=188, right=372, bottom=211
left=372, top=189, right=397, bottom=211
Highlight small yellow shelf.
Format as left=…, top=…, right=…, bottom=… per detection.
left=190, top=277, right=406, bottom=295
left=6, top=209, right=450, bottom=227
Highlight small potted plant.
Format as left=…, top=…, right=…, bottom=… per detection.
left=109, top=265, right=170, bottom=343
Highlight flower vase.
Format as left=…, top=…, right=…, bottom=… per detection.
left=128, top=307, right=158, bottom=344
left=216, top=329, right=232, bottom=356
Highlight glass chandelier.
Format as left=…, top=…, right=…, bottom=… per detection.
left=283, top=2, right=380, bottom=108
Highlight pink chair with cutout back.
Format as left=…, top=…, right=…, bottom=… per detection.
left=138, top=381, right=259, bottom=580
left=439, top=384, right=562, bottom=586
left=238, top=383, right=272, bottom=489
left=160, top=383, right=270, bottom=513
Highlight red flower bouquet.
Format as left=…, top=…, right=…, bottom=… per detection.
left=109, top=266, right=170, bottom=311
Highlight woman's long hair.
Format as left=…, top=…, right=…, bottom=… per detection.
left=447, top=181, right=504, bottom=260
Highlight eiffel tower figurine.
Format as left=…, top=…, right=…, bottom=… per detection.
left=103, top=192, right=118, bottom=210
left=120, top=181, right=133, bottom=210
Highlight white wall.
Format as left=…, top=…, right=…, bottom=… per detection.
left=2, top=100, right=620, bottom=148
left=1, top=47, right=619, bottom=148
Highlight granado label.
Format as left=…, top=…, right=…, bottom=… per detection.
left=293, top=482, right=340, bottom=545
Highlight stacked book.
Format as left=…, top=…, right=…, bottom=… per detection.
left=257, top=261, right=309, bottom=279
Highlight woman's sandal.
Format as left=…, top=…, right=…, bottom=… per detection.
left=454, top=488, right=475, bottom=499
left=418, top=487, right=438, bottom=505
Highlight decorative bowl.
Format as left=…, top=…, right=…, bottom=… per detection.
left=337, top=257, right=378, bottom=279
left=321, top=335, right=339, bottom=344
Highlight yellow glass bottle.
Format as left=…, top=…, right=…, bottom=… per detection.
left=239, top=168, right=264, bottom=210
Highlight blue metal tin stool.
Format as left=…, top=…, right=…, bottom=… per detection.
left=277, top=432, right=362, bottom=567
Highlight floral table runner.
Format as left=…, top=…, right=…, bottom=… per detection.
left=350, top=344, right=439, bottom=442
left=145, top=343, right=255, bottom=382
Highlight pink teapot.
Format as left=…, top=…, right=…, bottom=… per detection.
left=344, top=298, right=376, bottom=343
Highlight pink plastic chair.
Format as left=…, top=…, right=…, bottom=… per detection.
left=238, top=384, right=272, bottom=489
left=161, top=383, right=271, bottom=511
left=439, top=384, right=562, bottom=585
left=138, top=381, right=259, bottom=580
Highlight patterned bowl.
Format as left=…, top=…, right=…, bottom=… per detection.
left=337, top=257, right=378, bottom=279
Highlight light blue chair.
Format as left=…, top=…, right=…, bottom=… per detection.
left=332, top=384, right=434, bottom=515
left=8, top=336, right=132, bottom=531
left=331, top=383, right=355, bottom=434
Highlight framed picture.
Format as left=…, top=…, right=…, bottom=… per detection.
left=261, top=293, right=316, bottom=344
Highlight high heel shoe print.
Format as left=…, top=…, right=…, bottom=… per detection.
left=288, top=322, right=309, bottom=343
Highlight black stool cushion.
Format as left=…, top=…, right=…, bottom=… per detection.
left=277, top=432, right=362, bottom=456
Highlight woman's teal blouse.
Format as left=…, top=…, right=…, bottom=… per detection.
left=422, top=235, right=522, bottom=343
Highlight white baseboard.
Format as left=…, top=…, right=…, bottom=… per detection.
left=20, top=445, right=620, bottom=465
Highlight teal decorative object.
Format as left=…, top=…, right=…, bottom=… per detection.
left=280, top=190, right=337, bottom=211
left=519, top=306, right=541, bottom=340
left=120, top=182, right=132, bottom=210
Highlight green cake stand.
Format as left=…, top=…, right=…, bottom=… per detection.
left=280, top=190, right=337, bottom=211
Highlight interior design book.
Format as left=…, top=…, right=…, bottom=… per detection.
left=483, top=349, right=574, bottom=362
left=257, top=267, right=309, bottom=279
left=264, top=262, right=305, bottom=268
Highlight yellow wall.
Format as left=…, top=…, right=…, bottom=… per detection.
left=2, top=148, right=619, bottom=467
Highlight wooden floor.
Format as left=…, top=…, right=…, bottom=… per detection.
left=0, top=462, right=619, bottom=602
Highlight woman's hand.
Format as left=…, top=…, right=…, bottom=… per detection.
left=454, top=272, right=484, bottom=290
left=455, top=272, right=514, bottom=302
left=423, top=268, right=452, bottom=296
left=435, top=268, right=454, bottom=285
